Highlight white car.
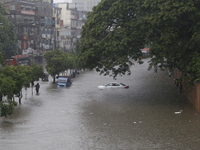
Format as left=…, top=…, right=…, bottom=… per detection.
left=98, top=82, right=129, bottom=90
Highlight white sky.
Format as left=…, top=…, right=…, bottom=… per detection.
left=54, top=0, right=72, bottom=3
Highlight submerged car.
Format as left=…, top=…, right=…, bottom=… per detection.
left=98, top=82, right=129, bottom=90
left=57, top=76, right=72, bottom=87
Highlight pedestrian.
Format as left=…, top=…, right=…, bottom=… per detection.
left=35, top=83, right=40, bottom=94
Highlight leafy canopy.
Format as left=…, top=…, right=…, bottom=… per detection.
left=78, top=0, right=200, bottom=83
left=78, top=0, right=145, bottom=77
left=142, top=0, right=200, bottom=84
left=44, top=49, right=76, bottom=82
left=0, top=53, right=44, bottom=117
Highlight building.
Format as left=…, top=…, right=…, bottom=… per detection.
left=35, top=1, right=54, bottom=52
left=3, top=1, right=38, bottom=54
left=53, top=2, right=86, bottom=52
left=2, top=0, right=54, bottom=53
left=52, top=4, right=62, bottom=50
left=2, top=0, right=55, bottom=64
left=2, top=0, right=86, bottom=56
left=70, top=0, right=101, bottom=11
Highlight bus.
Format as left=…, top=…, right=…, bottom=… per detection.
left=5, top=55, right=31, bottom=66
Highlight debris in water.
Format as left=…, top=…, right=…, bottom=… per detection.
left=174, top=110, right=183, bottom=114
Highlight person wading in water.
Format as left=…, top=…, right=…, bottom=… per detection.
left=35, top=83, right=40, bottom=94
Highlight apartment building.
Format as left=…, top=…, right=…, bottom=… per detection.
left=2, top=0, right=86, bottom=54
left=53, top=2, right=86, bottom=51
left=71, top=0, right=101, bottom=11
left=3, top=1, right=37, bottom=54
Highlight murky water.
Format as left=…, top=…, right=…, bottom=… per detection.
left=0, top=58, right=200, bottom=150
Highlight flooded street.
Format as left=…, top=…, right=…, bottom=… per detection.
left=1, top=58, right=200, bottom=150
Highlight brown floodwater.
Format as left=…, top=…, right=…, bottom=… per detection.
left=0, top=58, right=199, bottom=150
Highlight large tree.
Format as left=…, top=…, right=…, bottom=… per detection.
left=78, top=0, right=145, bottom=77
left=0, top=52, right=44, bottom=117
left=0, top=65, right=34, bottom=117
left=0, top=3, right=17, bottom=57
left=142, top=0, right=200, bottom=84
left=0, top=64, right=45, bottom=117
left=78, top=0, right=200, bottom=83
left=44, top=49, right=76, bottom=82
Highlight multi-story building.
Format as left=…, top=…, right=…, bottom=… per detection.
left=3, top=1, right=38, bottom=54
left=52, top=4, right=62, bottom=50
left=2, top=0, right=86, bottom=56
left=70, top=0, right=101, bottom=11
left=2, top=0, right=54, bottom=64
left=54, top=2, right=86, bottom=52
left=35, top=1, right=54, bottom=52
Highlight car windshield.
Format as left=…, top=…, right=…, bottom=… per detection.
left=105, top=83, right=112, bottom=86
left=58, top=78, right=68, bottom=83
left=120, top=83, right=126, bottom=86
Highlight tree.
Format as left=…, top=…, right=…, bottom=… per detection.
left=44, top=49, right=75, bottom=83
left=0, top=3, right=17, bottom=57
left=78, top=0, right=145, bottom=77
left=0, top=62, right=44, bottom=117
left=0, top=65, right=33, bottom=117
left=78, top=0, right=200, bottom=84
left=31, top=64, right=45, bottom=85
left=140, top=0, right=200, bottom=84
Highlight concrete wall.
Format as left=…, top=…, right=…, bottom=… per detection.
left=173, top=68, right=200, bottom=111
left=187, top=83, right=200, bottom=111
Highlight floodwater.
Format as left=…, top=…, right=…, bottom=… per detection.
left=1, top=58, right=200, bottom=150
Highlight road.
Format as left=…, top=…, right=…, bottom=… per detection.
left=1, top=58, right=200, bottom=150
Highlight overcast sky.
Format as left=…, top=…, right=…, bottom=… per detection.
left=54, top=0, right=72, bottom=3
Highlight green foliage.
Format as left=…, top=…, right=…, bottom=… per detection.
left=44, top=49, right=76, bottom=82
left=0, top=62, right=44, bottom=117
left=0, top=65, right=33, bottom=96
left=0, top=64, right=36, bottom=117
left=78, top=0, right=200, bottom=83
left=0, top=3, right=17, bottom=57
left=78, top=0, right=145, bottom=77
left=0, top=100, right=17, bottom=117
left=31, top=64, right=44, bottom=82
left=142, top=0, right=200, bottom=83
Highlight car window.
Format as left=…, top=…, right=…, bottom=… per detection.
left=120, top=83, right=126, bottom=86
left=106, top=83, right=112, bottom=86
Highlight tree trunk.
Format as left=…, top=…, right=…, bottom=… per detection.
left=53, top=76, right=56, bottom=83
left=18, top=91, right=22, bottom=104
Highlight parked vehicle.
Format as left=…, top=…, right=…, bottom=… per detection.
left=57, top=76, right=72, bottom=87
left=5, top=55, right=31, bottom=66
left=42, top=73, right=49, bottom=81
left=98, top=82, right=129, bottom=90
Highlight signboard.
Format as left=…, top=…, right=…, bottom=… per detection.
left=21, top=10, right=35, bottom=15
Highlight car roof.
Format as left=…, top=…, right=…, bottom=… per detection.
left=107, top=82, right=121, bottom=84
